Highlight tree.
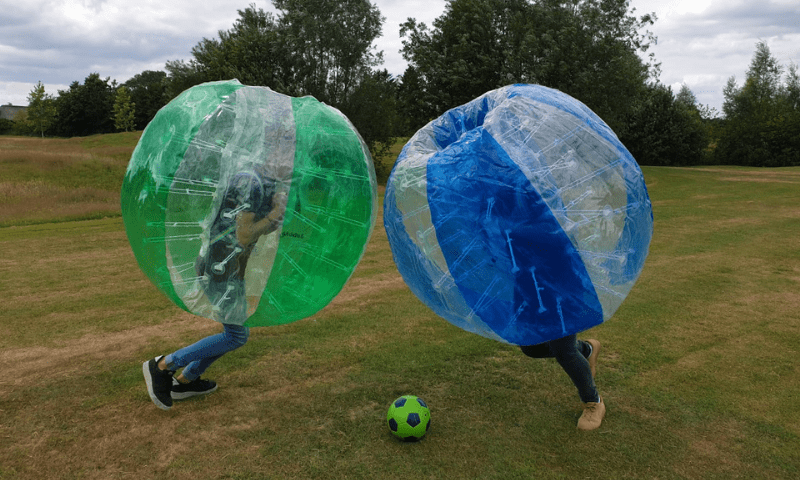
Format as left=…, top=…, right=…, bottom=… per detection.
left=188, top=1, right=385, bottom=108
left=531, top=0, right=658, bottom=130
left=745, top=41, right=783, bottom=108
left=113, top=86, right=136, bottom=132
left=190, top=5, right=286, bottom=91
left=770, top=62, right=800, bottom=166
left=618, top=83, right=707, bottom=166
left=124, top=70, right=167, bottom=130
left=675, top=83, right=719, bottom=156
left=0, top=117, right=14, bottom=135
left=11, top=110, right=33, bottom=135
left=783, top=62, right=799, bottom=111
left=53, top=73, right=116, bottom=137
left=274, top=0, right=385, bottom=106
left=340, top=69, right=400, bottom=163
left=400, top=0, right=534, bottom=122
left=164, top=59, right=209, bottom=101
left=26, top=81, right=56, bottom=137
left=396, top=65, right=431, bottom=135
left=399, top=0, right=657, bottom=133
left=180, top=1, right=391, bottom=156
left=716, top=41, right=799, bottom=166
left=675, top=83, right=697, bottom=107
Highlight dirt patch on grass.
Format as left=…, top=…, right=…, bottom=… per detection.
left=673, top=421, right=748, bottom=479
left=0, top=312, right=216, bottom=391
left=706, top=167, right=800, bottom=185
left=707, top=216, right=768, bottom=228
left=0, top=235, right=406, bottom=393
left=324, top=271, right=406, bottom=313
left=718, top=176, right=800, bottom=184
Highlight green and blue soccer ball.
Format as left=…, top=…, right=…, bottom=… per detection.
left=387, top=395, right=431, bottom=442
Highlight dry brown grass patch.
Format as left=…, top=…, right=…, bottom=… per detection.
left=710, top=167, right=800, bottom=185
left=673, top=420, right=748, bottom=479
left=323, top=271, right=406, bottom=314
left=0, top=184, right=119, bottom=224
left=0, top=313, right=216, bottom=390
left=0, top=138, right=93, bottom=166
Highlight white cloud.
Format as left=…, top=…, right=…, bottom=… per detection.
left=631, top=0, right=800, bottom=111
left=0, top=80, right=68, bottom=106
left=0, top=0, right=797, bottom=113
left=371, top=0, right=448, bottom=75
left=0, top=0, right=255, bottom=103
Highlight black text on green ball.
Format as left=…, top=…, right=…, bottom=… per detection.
left=386, top=395, right=431, bottom=442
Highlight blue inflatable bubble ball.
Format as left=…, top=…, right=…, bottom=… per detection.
left=384, top=84, right=653, bottom=346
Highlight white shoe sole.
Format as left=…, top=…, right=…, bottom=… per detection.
left=171, top=384, right=218, bottom=400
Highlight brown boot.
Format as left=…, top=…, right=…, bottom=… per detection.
left=585, top=339, right=601, bottom=378
left=577, top=396, right=605, bottom=431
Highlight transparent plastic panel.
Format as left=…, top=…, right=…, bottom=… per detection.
left=165, top=86, right=295, bottom=324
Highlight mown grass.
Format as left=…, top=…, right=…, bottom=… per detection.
left=1, top=135, right=798, bottom=479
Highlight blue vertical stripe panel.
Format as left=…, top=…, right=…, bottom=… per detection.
left=427, top=127, right=604, bottom=345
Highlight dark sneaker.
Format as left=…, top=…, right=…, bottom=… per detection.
left=143, top=356, right=174, bottom=410
left=585, top=339, right=601, bottom=378
left=171, top=377, right=218, bottom=400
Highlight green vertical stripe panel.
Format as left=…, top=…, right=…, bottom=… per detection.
left=121, top=80, right=245, bottom=311
left=247, top=97, right=377, bottom=326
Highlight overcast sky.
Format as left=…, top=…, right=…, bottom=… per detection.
left=1, top=0, right=798, bottom=116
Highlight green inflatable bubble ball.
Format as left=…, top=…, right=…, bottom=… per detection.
left=121, top=80, right=377, bottom=327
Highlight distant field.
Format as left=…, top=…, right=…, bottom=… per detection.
left=0, top=133, right=402, bottom=227
left=0, top=133, right=140, bottom=226
left=1, top=134, right=798, bottom=479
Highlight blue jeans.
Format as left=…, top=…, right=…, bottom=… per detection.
left=520, top=334, right=599, bottom=403
left=164, top=323, right=250, bottom=381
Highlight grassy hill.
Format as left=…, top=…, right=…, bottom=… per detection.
left=0, top=132, right=402, bottom=227
left=0, top=132, right=139, bottom=226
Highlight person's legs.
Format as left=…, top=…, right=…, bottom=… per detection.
left=584, top=338, right=601, bottom=378
left=518, top=342, right=552, bottom=359
left=544, top=335, right=599, bottom=404
left=163, top=323, right=250, bottom=381
left=520, top=337, right=593, bottom=359
left=520, top=334, right=605, bottom=430
left=520, top=335, right=606, bottom=430
left=162, top=276, right=249, bottom=382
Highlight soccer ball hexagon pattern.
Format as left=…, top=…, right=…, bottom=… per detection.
left=386, top=395, right=431, bottom=442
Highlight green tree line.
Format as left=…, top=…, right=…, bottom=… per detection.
left=3, top=0, right=798, bottom=167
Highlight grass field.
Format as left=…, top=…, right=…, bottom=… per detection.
left=1, top=134, right=798, bottom=479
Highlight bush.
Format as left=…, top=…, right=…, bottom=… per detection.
left=618, top=84, right=708, bottom=166
left=0, top=118, right=15, bottom=134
